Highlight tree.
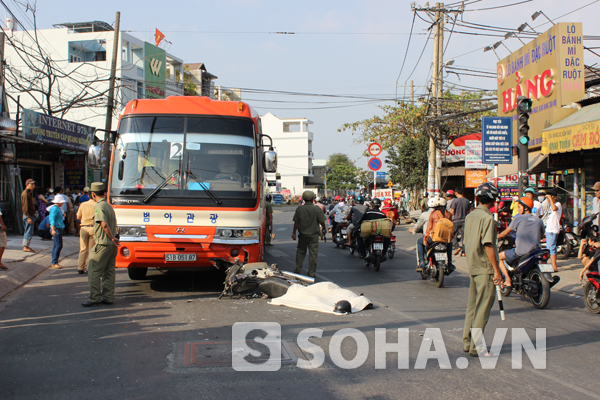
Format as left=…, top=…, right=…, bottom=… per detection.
left=326, top=153, right=356, bottom=193
left=4, top=5, right=115, bottom=119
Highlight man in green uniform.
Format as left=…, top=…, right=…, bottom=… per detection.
left=463, top=183, right=503, bottom=356
left=265, top=195, right=274, bottom=246
left=82, top=182, right=120, bottom=307
left=292, top=191, right=326, bottom=278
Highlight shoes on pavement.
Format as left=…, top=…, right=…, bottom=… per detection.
left=454, top=248, right=461, bottom=256
left=78, top=269, right=86, bottom=274
left=51, top=264, right=62, bottom=269
left=416, top=262, right=425, bottom=272
left=82, top=301, right=102, bottom=307
left=101, top=300, right=113, bottom=305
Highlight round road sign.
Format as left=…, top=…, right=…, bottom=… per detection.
left=368, top=142, right=382, bottom=157
left=368, top=157, right=382, bottom=171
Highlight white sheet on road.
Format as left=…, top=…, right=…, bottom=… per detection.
left=269, top=282, right=372, bottom=314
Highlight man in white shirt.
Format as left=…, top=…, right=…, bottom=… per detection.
left=545, top=189, right=562, bottom=272
left=592, top=182, right=600, bottom=228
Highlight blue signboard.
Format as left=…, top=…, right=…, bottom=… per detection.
left=368, top=157, right=382, bottom=171
left=376, top=172, right=386, bottom=178
left=274, top=194, right=283, bottom=205
left=482, top=116, right=512, bottom=164
left=22, top=109, right=94, bottom=152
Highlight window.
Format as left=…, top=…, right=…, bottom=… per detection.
left=68, top=40, right=107, bottom=63
left=137, top=81, right=144, bottom=99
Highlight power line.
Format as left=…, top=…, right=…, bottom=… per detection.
left=395, top=12, right=417, bottom=95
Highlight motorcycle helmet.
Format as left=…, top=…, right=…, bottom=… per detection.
left=524, top=187, right=536, bottom=196
left=427, top=197, right=437, bottom=208
left=517, top=197, right=533, bottom=211
left=475, top=182, right=499, bottom=201
left=372, top=198, right=382, bottom=208
left=436, top=197, right=447, bottom=207
left=446, top=190, right=455, bottom=197
left=333, top=300, right=352, bottom=314
left=315, top=197, right=322, bottom=203
left=356, top=196, right=364, bottom=204
left=384, top=198, right=392, bottom=206
left=266, top=194, right=272, bottom=201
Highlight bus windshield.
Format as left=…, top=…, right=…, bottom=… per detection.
left=111, top=116, right=257, bottom=199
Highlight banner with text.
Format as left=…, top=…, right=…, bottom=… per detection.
left=22, top=109, right=94, bottom=152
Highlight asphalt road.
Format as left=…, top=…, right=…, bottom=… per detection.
left=1, top=206, right=599, bottom=400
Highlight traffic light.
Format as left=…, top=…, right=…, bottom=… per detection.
left=516, top=96, right=533, bottom=145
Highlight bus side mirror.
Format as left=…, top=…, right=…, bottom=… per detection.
left=88, top=145, right=103, bottom=169
left=118, top=160, right=124, bottom=181
left=263, top=151, right=277, bottom=173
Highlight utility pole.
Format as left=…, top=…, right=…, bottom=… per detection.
left=411, top=2, right=462, bottom=197
left=101, top=11, right=120, bottom=184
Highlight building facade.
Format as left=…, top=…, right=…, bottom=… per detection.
left=260, top=113, right=314, bottom=198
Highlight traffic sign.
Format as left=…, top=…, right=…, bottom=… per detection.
left=387, top=181, right=393, bottom=187
left=376, top=171, right=386, bottom=178
left=368, top=157, right=382, bottom=171
left=368, top=142, right=382, bottom=157
left=482, top=116, right=512, bottom=164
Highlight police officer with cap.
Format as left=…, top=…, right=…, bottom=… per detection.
left=82, top=182, right=120, bottom=307
left=292, top=190, right=326, bottom=278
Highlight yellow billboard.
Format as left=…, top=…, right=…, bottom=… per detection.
left=496, top=23, right=584, bottom=148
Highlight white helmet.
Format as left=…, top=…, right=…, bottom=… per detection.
left=427, top=197, right=437, bottom=208
left=437, top=197, right=447, bottom=207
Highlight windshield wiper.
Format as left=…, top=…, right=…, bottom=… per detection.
left=187, top=170, right=222, bottom=205
left=142, top=170, right=180, bottom=203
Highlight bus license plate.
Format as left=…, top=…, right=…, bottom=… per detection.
left=373, top=243, right=384, bottom=250
left=435, top=252, right=448, bottom=261
left=165, top=254, right=197, bottom=262
left=539, top=263, right=554, bottom=273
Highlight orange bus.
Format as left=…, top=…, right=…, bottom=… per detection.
left=88, top=96, right=277, bottom=280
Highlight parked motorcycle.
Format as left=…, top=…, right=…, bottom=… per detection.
left=500, top=248, right=558, bottom=309
left=418, top=241, right=450, bottom=288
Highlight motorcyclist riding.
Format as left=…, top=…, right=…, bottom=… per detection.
left=357, top=198, right=391, bottom=260
left=416, top=196, right=455, bottom=272
left=496, top=197, right=546, bottom=288
left=345, top=196, right=368, bottom=246
left=330, top=196, right=349, bottom=239
left=381, top=198, right=399, bottom=227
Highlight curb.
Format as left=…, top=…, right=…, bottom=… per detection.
left=0, top=250, right=79, bottom=299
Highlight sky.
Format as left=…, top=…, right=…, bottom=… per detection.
left=7, top=0, right=600, bottom=171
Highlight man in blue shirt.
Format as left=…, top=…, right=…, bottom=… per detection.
left=49, top=195, right=67, bottom=269
left=37, top=214, right=52, bottom=240
left=78, top=187, right=90, bottom=204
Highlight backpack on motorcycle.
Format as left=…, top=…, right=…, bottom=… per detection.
left=385, top=210, right=398, bottom=226
left=431, top=211, right=454, bottom=243
left=360, top=218, right=393, bottom=238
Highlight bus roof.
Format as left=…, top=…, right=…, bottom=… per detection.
left=120, top=96, right=259, bottom=121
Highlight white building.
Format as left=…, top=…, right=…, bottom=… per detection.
left=5, top=20, right=184, bottom=129
left=260, top=113, right=314, bottom=197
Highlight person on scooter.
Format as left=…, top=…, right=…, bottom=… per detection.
left=416, top=196, right=455, bottom=272
left=410, top=197, right=436, bottom=235
left=578, top=237, right=600, bottom=281
left=497, top=197, right=545, bottom=288
left=330, top=196, right=349, bottom=240
left=345, top=196, right=368, bottom=246
left=381, top=198, right=399, bottom=228
left=357, top=198, right=390, bottom=259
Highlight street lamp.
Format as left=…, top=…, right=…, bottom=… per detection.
left=532, top=10, right=555, bottom=25
left=517, top=22, right=539, bottom=35
left=483, top=45, right=500, bottom=61
left=504, top=31, right=525, bottom=45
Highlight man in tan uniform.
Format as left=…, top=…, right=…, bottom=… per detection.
left=65, top=195, right=75, bottom=235
left=76, top=195, right=97, bottom=274
left=292, top=191, right=326, bottom=278
left=82, top=182, right=119, bottom=307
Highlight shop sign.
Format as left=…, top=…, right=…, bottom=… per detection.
left=465, top=140, right=493, bottom=169
left=144, top=42, right=166, bottom=99
left=548, top=153, right=583, bottom=168
left=21, top=109, right=94, bottom=152
left=372, top=189, right=392, bottom=199
left=542, top=119, right=600, bottom=154
left=441, top=133, right=481, bottom=162
left=64, top=156, right=86, bottom=187
left=465, top=170, right=488, bottom=188
left=488, top=174, right=536, bottom=187
left=496, top=23, right=584, bottom=147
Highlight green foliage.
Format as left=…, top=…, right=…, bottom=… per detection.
left=386, top=135, right=429, bottom=191
left=183, top=65, right=198, bottom=96
left=326, top=153, right=356, bottom=191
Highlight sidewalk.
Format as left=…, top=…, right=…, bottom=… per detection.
left=394, top=224, right=586, bottom=296
left=0, top=234, right=82, bottom=299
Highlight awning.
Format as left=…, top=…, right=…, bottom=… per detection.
left=485, top=151, right=547, bottom=178
left=541, top=102, right=600, bottom=154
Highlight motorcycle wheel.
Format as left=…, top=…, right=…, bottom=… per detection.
left=500, top=279, right=512, bottom=297
left=434, top=262, right=445, bottom=288
left=388, top=244, right=395, bottom=259
left=557, top=242, right=572, bottom=260
left=583, top=281, right=600, bottom=314
left=420, top=270, right=427, bottom=280
left=374, top=255, right=381, bottom=272
left=528, top=268, right=551, bottom=309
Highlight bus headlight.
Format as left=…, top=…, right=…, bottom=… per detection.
left=118, top=226, right=147, bottom=241
left=215, top=228, right=259, bottom=243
